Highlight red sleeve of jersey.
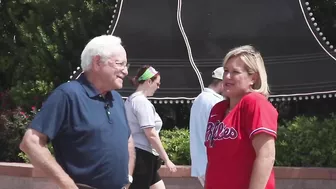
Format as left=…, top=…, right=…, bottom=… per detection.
left=243, top=94, right=278, bottom=139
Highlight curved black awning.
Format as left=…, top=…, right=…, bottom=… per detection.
left=70, top=0, right=336, bottom=102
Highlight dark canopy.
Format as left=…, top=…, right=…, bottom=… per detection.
left=72, top=0, right=336, bottom=99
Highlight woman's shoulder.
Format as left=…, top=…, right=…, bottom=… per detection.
left=240, top=92, right=277, bottom=112
left=240, top=92, right=268, bottom=104
left=129, top=93, right=154, bottom=107
left=126, top=92, right=147, bottom=102
left=212, top=100, right=229, bottom=112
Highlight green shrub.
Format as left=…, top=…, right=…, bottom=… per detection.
left=0, top=91, right=16, bottom=110
left=13, top=114, right=336, bottom=167
left=160, top=128, right=190, bottom=165
left=18, top=127, right=190, bottom=164
left=160, top=114, right=336, bottom=167
left=0, top=80, right=54, bottom=162
left=18, top=128, right=190, bottom=164
left=0, top=107, right=36, bottom=162
left=276, top=114, right=336, bottom=167
left=9, top=80, right=54, bottom=110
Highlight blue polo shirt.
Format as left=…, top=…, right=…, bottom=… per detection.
left=29, top=75, right=130, bottom=189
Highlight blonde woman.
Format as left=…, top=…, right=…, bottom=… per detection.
left=204, top=45, right=278, bottom=189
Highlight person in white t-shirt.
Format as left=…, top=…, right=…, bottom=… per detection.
left=124, top=65, right=176, bottom=189
left=189, top=67, right=225, bottom=187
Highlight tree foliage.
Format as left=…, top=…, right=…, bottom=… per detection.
left=0, top=0, right=118, bottom=162
left=1, top=0, right=117, bottom=91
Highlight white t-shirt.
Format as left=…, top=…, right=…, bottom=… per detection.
left=189, top=88, right=224, bottom=177
left=124, top=91, right=163, bottom=156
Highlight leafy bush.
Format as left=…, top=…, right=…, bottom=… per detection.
left=276, top=114, right=336, bottom=167
left=160, top=114, right=336, bottom=167
left=8, top=113, right=336, bottom=167
left=161, top=128, right=190, bottom=165
left=0, top=90, right=16, bottom=110
left=0, top=107, right=36, bottom=162
left=0, top=80, right=53, bottom=162
left=9, top=80, right=54, bottom=110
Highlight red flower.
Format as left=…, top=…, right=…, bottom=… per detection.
left=20, top=111, right=27, bottom=118
left=31, top=106, right=36, bottom=111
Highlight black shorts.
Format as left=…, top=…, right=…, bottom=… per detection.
left=129, top=147, right=163, bottom=189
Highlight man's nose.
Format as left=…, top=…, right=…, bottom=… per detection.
left=122, top=67, right=128, bottom=76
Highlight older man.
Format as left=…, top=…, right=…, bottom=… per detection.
left=19, top=35, right=135, bottom=189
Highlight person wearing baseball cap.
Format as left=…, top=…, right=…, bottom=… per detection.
left=211, top=67, right=225, bottom=80
left=189, top=67, right=225, bottom=187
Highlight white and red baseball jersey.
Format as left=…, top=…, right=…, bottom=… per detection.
left=204, top=92, right=278, bottom=189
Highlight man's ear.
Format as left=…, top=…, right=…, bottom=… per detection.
left=91, top=55, right=101, bottom=71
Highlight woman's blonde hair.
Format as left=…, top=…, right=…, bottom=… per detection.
left=223, top=45, right=270, bottom=97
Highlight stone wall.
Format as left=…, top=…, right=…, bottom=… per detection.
left=0, top=163, right=336, bottom=189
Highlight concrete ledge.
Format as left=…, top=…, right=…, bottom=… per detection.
left=1, top=163, right=336, bottom=189
left=1, top=162, right=336, bottom=180
left=275, top=166, right=336, bottom=180
left=161, top=165, right=336, bottom=180
left=0, top=163, right=46, bottom=178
